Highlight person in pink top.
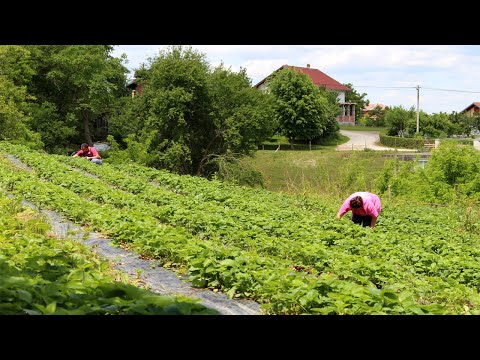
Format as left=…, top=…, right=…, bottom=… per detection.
left=336, top=191, right=382, bottom=230
left=72, top=143, right=103, bottom=165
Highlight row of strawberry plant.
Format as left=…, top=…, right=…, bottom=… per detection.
left=57, top=154, right=328, bottom=240
left=0, top=188, right=218, bottom=315
left=34, top=145, right=480, bottom=297
left=1, top=143, right=360, bottom=264
left=7, top=142, right=455, bottom=306
left=4, top=143, right=480, bottom=313
left=0, top=152, right=452, bottom=314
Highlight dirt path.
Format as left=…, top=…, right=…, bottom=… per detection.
left=337, top=130, right=412, bottom=151
left=29, top=202, right=262, bottom=315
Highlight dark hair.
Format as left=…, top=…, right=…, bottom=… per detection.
left=350, top=196, right=363, bottom=209
left=81, top=143, right=89, bottom=148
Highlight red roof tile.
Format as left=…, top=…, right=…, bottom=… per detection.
left=364, top=103, right=386, bottom=111
left=286, top=65, right=350, bottom=91
left=460, top=102, right=480, bottom=113
left=254, top=64, right=350, bottom=92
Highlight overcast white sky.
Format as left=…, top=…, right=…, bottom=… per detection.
left=112, top=45, right=480, bottom=115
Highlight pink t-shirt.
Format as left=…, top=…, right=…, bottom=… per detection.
left=338, top=192, right=381, bottom=218
left=76, top=147, right=100, bottom=158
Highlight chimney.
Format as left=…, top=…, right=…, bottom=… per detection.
left=307, top=64, right=310, bottom=68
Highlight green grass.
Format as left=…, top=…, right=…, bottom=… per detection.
left=249, top=127, right=389, bottom=195
left=241, top=149, right=388, bottom=196
left=260, top=134, right=350, bottom=151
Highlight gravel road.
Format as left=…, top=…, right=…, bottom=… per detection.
left=336, top=130, right=412, bottom=151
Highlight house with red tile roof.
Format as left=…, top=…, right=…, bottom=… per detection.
left=460, top=102, right=480, bottom=117
left=254, top=64, right=356, bottom=125
left=362, top=103, right=387, bottom=119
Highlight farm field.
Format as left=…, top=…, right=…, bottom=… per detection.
left=0, top=188, right=218, bottom=315
left=1, top=141, right=480, bottom=314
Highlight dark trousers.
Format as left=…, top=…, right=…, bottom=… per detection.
left=351, top=213, right=372, bottom=227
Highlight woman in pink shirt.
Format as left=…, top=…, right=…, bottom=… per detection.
left=336, top=191, right=382, bottom=230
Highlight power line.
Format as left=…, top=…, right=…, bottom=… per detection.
left=355, top=86, right=416, bottom=89
left=356, top=85, right=480, bottom=93
left=421, top=87, right=480, bottom=93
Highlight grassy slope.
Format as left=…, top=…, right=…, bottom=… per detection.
left=248, top=126, right=390, bottom=195
left=242, top=150, right=388, bottom=196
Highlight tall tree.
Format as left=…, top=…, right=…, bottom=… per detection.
left=0, top=46, right=43, bottom=149
left=0, top=76, right=43, bottom=148
left=140, top=45, right=213, bottom=174
left=449, top=111, right=478, bottom=136
left=418, top=112, right=453, bottom=138
left=366, top=105, right=387, bottom=127
left=202, top=64, right=275, bottom=175
left=268, top=68, right=339, bottom=144
left=316, top=86, right=340, bottom=140
left=111, top=45, right=276, bottom=177
left=0, top=45, right=36, bottom=87
left=26, top=45, right=129, bottom=148
left=384, top=105, right=416, bottom=137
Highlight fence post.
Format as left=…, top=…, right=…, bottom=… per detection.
left=309, top=141, right=311, bottom=150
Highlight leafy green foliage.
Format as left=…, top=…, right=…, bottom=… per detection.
left=111, top=46, right=275, bottom=177
left=24, top=45, right=129, bottom=147
left=384, top=105, right=416, bottom=137
left=0, top=76, right=43, bottom=149
left=108, top=95, right=148, bottom=146
left=0, top=46, right=36, bottom=87
left=23, top=101, right=77, bottom=154
left=268, top=68, right=339, bottom=144
left=0, top=192, right=218, bottom=315
left=379, top=140, right=480, bottom=204
left=2, top=141, right=480, bottom=314
left=213, top=155, right=265, bottom=188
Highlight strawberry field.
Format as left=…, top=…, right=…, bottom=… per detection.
left=1, top=141, right=480, bottom=314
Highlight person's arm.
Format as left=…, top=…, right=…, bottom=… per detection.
left=72, top=150, right=81, bottom=158
left=364, top=197, right=380, bottom=230
left=336, top=198, right=351, bottom=220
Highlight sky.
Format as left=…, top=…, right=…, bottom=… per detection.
left=111, top=45, right=480, bottom=115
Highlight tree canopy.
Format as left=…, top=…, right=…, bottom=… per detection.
left=0, top=45, right=130, bottom=153
left=108, top=45, right=276, bottom=177
left=268, top=68, right=339, bottom=144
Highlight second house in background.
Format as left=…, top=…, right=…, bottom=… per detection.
left=254, top=64, right=356, bottom=125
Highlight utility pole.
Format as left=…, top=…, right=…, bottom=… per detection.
left=416, top=85, right=420, bottom=133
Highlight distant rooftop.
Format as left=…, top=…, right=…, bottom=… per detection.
left=363, top=103, right=387, bottom=111
left=254, top=64, right=350, bottom=92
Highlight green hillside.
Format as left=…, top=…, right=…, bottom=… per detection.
left=1, top=141, right=479, bottom=314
